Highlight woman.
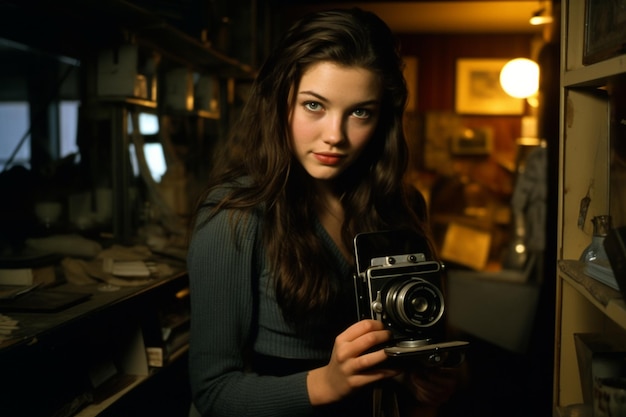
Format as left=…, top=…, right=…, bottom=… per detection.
left=187, top=8, right=458, bottom=417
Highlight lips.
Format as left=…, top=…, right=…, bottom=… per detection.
left=313, top=152, right=345, bottom=165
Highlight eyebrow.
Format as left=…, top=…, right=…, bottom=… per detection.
left=298, top=90, right=380, bottom=107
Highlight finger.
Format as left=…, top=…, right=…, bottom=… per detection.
left=350, top=368, right=401, bottom=387
left=335, top=329, right=392, bottom=362
left=351, top=346, right=389, bottom=370
left=336, top=319, right=385, bottom=343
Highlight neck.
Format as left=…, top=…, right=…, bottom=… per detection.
left=315, top=181, right=351, bottom=260
left=314, top=181, right=342, bottom=219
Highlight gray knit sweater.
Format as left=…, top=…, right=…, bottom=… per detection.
left=187, top=196, right=371, bottom=416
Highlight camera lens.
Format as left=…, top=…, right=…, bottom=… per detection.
left=412, top=296, right=429, bottom=313
left=384, top=278, right=444, bottom=329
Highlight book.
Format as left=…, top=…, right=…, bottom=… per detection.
left=0, top=265, right=56, bottom=286
left=0, top=249, right=60, bottom=286
left=0, top=284, right=39, bottom=300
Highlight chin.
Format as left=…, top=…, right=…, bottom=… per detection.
left=308, top=170, right=343, bottom=182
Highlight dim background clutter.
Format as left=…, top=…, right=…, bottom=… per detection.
left=0, top=1, right=625, bottom=417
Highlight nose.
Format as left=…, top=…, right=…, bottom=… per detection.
left=323, top=114, right=346, bottom=146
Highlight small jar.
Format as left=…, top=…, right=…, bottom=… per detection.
left=580, top=215, right=612, bottom=263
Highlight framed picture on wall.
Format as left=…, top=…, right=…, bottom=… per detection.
left=583, top=0, right=626, bottom=65
left=450, top=126, right=494, bottom=155
left=455, top=58, right=524, bottom=115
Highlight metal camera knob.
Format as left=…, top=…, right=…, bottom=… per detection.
left=372, top=291, right=384, bottom=314
left=428, top=352, right=442, bottom=365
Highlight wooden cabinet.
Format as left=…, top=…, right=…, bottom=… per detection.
left=554, top=0, right=626, bottom=412
left=0, top=2, right=258, bottom=416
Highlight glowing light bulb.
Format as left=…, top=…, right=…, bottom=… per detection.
left=499, top=58, right=539, bottom=99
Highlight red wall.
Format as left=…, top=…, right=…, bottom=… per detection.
left=398, top=32, right=535, bottom=178
left=398, top=33, right=533, bottom=112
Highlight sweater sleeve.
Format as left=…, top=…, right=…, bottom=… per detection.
left=187, top=207, right=314, bottom=417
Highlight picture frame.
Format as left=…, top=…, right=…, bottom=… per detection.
left=574, top=333, right=626, bottom=405
left=450, top=126, right=494, bottom=155
left=583, top=0, right=626, bottom=65
left=455, top=58, right=524, bottom=115
left=608, top=76, right=626, bottom=230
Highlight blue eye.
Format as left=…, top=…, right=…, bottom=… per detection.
left=352, top=108, right=371, bottom=119
left=304, top=101, right=323, bottom=112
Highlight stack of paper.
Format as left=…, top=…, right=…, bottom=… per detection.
left=0, top=313, right=19, bottom=343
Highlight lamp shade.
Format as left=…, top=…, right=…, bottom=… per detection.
left=499, top=58, right=539, bottom=99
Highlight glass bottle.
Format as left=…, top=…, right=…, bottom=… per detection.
left=580, top=215, right=612, bottom=263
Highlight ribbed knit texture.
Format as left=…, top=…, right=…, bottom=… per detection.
left=187, top=194, right=363, bottom=416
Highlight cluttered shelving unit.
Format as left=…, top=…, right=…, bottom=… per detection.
left=0, top=266, right=190, bottom=417
left=554, top=0, right=626, bottom=414
left=1, top=0, right=258, bottom=243
left=0, top=1, right=261, bottom=416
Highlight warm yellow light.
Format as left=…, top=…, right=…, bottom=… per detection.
left=530, top=14, right=553, bottom=25
left=529, top=8, right=554, bottom=25
left=499, top=58, right=539, bottom=99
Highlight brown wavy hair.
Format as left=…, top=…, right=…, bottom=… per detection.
left=194, top=8, right=432, bottom=323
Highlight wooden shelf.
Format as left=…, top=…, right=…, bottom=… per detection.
left=555, top=2, right=626, bottom=410
left=75, top=375, right=145, bottom=417
left=558, top=260, right=626, bottom=330
left=0, top=266, right=190, bottom=417
left=165, top=108, right=221, bottom=120
left=563, top=54, right=626, bottom=87
left=74, top=345, right=189, bottom=417
left=0, top=0, right=254, bottom=77
left=86, top=97, right=159, bottom=109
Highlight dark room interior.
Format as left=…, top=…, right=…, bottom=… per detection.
left=0, top=1, right=625, bottom=417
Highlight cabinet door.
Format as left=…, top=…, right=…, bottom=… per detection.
left=560, top=89, right=609, bottom=260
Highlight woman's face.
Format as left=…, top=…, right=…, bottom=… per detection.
left=289, top=61, right=382, bottom=182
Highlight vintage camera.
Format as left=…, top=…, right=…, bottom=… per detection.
left=353, top=230, right=468, bottom=367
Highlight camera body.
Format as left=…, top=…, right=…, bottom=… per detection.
left=353, top=230, right=468, bottom=366
left=354, top=251, right=445, bottom=341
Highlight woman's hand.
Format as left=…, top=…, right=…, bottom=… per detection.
left=306, top=319, right=401, bottom=405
